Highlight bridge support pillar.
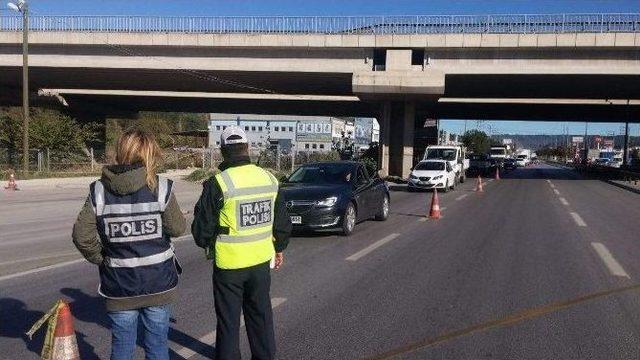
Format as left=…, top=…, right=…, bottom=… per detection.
left=379, top=101, right=415, bottom=179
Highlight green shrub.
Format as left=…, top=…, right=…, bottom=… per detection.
left=361, top=157, right=378, bottom=177
left=184, top=168, right=218, bottom=182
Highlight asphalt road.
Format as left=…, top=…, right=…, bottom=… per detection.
left=2, top=163, right=640, bottom=359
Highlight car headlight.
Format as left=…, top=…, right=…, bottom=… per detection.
left=433, top=175, right=443, bottom=180
left=316, top=196, right=338, bottom=207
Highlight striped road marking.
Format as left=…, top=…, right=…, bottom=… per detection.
left=559, top=197, right=570, bottom=206
left=553, top=189, right=560, bottom=195
left=591, top=242, right=630, bottom=278
left=455, top=194, right=468, bottom=201
left=173, top=297, right=288, bottom=359
left=0, top=235, right=194, bottom=282
left=570, top=212, right=587, bottom=227
left=346, top=233, right=401, bottom=261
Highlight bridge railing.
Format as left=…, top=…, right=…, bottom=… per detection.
left=0, top=14, right=639, bottom=34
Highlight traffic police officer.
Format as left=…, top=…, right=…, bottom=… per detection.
left=192, top=126, right=292, bottom=360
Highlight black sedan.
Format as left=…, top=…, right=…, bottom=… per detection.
left=503, top=158, right=518, bottom=170
left=279, top=161, right=390, bottom=236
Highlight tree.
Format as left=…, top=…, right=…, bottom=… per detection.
left=461, top=130, right=491, bottom=154
left=108, top=112, right=208, bottom=150
left=1, top=107, right=100, bottom=166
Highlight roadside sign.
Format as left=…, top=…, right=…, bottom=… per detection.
left=423, top=119, right=437, bottom=127
left=572, top=136, right=584, bottom=143
left=604, top=139, right=614, bottom=147
left=595, top=136, right=602, bottom=143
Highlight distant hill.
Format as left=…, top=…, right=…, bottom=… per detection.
left=492, top=135, right=640, bottom=150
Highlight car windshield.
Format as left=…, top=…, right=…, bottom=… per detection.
left=490, top=148, right=506, bottom=155
left=286, top=163, right=353, bottom=184
left=426, top=148, right=456, bottom=161
left=470, top=154, right=487, bottom=160
left=517, top=155, right=527, bottom=159
left=415, top=162, right=445, bottom=171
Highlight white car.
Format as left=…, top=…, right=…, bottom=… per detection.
left=607, top=157, right=623, bottom=168
left=408, top=160, right=457, bottom=192
left=515, top=155, right=529, bottom=167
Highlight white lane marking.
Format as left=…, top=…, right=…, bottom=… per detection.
left=346, top=233, right=401, bottom=261
left=549, top=183, right=556, bottom=189
left=487, top=179, right=494, bottom=182
left=173, top=297, right=287, bottom=359
left=0, top=258, right=86, bottom=282
left=546, top=179, right=551, bottom=184
left=455, top=194, right=468, bottom=201
left=559, top=197, right=570, bottom=206
left=553, top=189, right=560, bottom=195
left=591, top=242, right=630, bottom=278
left=0, top=235, right=194, bottom=282
left=0, top=252, right=78, bottom=266
left=570, top=212, right=587, bottom=227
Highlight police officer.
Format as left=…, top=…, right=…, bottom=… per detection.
left=192, top=126, right=292, bottom=360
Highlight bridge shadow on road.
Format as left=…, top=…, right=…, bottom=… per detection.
left=59, top=288, right=215, bottom=359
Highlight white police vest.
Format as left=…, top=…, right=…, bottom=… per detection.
left=91, top=176, right=180, bottom=299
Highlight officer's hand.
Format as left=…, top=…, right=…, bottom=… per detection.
left=274, top=252, right=284, bottom=270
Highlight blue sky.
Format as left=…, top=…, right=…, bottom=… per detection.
left=4, top=1, right=638, bottom=136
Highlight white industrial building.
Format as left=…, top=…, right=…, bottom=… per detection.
left=209, top=114, right=378, bottom=154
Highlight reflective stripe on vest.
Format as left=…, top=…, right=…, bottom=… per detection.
left=91, top=176, right=179, bottom=298
left=105, top=244, right=175, bottom=268
left=213, top=165, right=278, bottom=269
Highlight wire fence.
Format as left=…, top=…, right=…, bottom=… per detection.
left=0, top=14, right=639, bottom=34
left=0, top=148, right=106, bottom=173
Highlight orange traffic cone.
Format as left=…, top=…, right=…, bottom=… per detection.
left=26, top=300, right=80, bottom=360
left=51, top=302, right=80, bottom=360
left=495, top=167, right=500, bottom=180
left=428, top=188, right=441, bottom=219
left=4, top=172, right=18, bottom=190
left=475, top=175, right=484, bottom=192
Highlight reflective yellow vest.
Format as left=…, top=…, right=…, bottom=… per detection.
left=213, top=164, right=278, bottom=269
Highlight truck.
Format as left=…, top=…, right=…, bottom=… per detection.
left=489, top=145, right=509, bottom=160
left=423, top=145, right=470, bottom=184
left=514, top=149, right=532, bottom=167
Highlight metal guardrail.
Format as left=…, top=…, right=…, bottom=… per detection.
left=0, top=14, right=639, bottom=34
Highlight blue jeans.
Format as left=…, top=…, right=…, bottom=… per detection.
left=107, top=305, right=171, bottom=360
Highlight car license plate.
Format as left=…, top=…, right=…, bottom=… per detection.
left=290, top=216, right=302, bottom=224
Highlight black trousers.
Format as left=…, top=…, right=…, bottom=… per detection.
left=213, top=261, right=276, bottom=360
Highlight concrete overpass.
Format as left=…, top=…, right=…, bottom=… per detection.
left=1, top=14, right=640, bottom=176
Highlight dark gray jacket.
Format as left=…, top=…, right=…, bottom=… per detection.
left=72, top=164, right=186, bottom=311
left=191, top=156, right=291, bottom=255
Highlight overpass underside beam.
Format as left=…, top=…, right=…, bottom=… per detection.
left=380, top=101, right=416, bottom=178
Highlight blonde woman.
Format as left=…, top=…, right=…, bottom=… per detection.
left=72, top=129, right=186, bottom=360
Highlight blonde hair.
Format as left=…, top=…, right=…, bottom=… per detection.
left=116, top=129, right=161, bottom=190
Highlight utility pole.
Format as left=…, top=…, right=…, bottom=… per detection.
left=8, top=0, right=29, bottom=172
left=583, top=122, right=589, bottom=163
left=623, top=100, right=630, bottom=168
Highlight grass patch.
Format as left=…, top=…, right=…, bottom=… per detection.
left=184, top=168, right=218, bottom=182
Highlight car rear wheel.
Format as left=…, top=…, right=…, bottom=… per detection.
left=341, top=202, right=356, bottom=236
left=375, top=195, right=389, bottom=221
